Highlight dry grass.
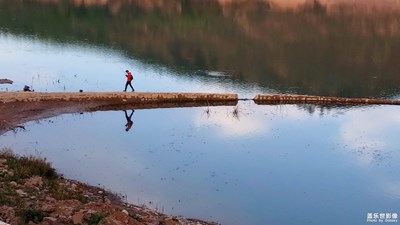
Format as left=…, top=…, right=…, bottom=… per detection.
left=0, top=148, right=57, bottom=181
left=0, top=148, right=92, bottom=223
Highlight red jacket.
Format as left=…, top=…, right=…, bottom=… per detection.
left=126, top=72, right=133, bottom=81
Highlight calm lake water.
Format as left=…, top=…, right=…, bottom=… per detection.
left=1, top=1, right=400, bottom=225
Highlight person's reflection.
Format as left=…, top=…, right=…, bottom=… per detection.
left=124, top=110, right=134, bottom=132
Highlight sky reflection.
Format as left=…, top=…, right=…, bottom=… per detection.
left=0, top=32, right=265, bottom=98
left=1, top=102, right=399, bottom=225
left=339, top=106, right=400, bottom=166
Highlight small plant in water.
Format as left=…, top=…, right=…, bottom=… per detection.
left=232, top=106, right=240, bottom=120
left=203, top=107, right=211, bottom=118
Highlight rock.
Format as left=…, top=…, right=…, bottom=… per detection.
left=122, top=209, right=129, bottom=215
left=0, top=169, right=5, bottom=175
left=0, top=158, right=7, bottom=164
left=0, top=79, right=13, bottom=84
left=70, top=183, right=78, bottom=191
left=7, top=171, right=14, bottom=177
left=0, top=206, right=15, bottom=223
left=9, top=181, right=17, bottom=187
left=72, top=212, right=84, bottom=224
left=15, top=189, right=27, bottom=197
left=41, top=204, right=56, bottom=213
left=162, top=218, right=181, bottom=225
left=85, top=209, right=98, bottom=215
left=98, top=211, right=142, bottom=225
left=23, top=85, right=32, bottom=92
left=25, top=176, right=43, bottom=188
left=81, top=202, right=114, bottom=214
left=45, top=196, right=56, bottom=203
left=52, top=200, right=82, bottom=218
left=140, top=217, right=156, bottom=223
left=43, top=217, right=61, bottom=225
left=39, top=222, right=51, bottom=225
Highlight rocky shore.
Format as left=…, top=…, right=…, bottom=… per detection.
left=0, top=149, right=218, bottom=225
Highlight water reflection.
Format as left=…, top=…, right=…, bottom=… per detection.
left=124, top=110, right=134, bottom=132
left=340, top=106, right=400, bottom=166
left=1, top=1, right=400, bottom=225
left=1, top=0, right=400, bottom=97
left=0, top=33, right=260, bottom=98
left=1, top=102, right=400, bottom=225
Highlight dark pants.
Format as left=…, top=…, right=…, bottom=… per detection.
left=124, top=81, right=134, bottom=91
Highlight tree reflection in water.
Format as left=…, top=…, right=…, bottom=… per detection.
left=1, top=0, right=400, bottom=97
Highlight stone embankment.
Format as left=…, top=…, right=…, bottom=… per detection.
left=2, top=91, right=400, bottom=135
left=0, top=92, right=238, bottom=135
left=0, top=92, right=238, bottom=104
left=254, top=94, right=400, bottom=105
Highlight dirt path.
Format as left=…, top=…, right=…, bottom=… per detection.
left=0, top=92, right=238, bottom=135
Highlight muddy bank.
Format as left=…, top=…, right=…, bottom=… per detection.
left=0, top=92, right=238, bottom=135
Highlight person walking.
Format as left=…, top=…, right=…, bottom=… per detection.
left=124, top=70, right=135, bottom=92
